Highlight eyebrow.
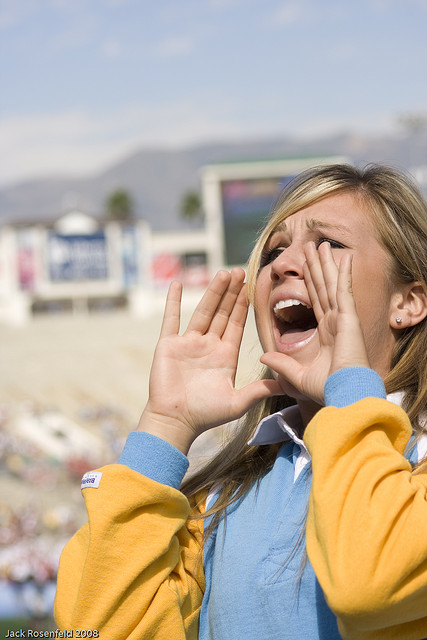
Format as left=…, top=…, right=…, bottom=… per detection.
left=271, top=218, right=352, bottom=235
left=306, top=218, right=352, bottom=234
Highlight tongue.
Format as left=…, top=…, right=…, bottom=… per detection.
left=278, top=325, right=316, bottom=345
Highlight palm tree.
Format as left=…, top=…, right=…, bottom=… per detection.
left=105, top=189, right=135, bottom=221
left=180, top=190, right=203, bottom=222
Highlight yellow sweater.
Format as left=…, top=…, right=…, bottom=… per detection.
left=55, top=465, right=205, bottom=640
left=56, top=396, right=427, bottom=640
left=304, top=398, right=427, bottom=640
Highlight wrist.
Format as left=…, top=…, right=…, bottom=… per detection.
left=137, top=407, right=197, bottom=455
left=324, top=367, right=386, bottom=408
left=119, top=432, right=189, bottom=488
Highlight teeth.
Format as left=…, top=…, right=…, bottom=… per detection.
left=274, top=299, right=308, bottom=314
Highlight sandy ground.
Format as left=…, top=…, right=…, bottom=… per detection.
left=0, top=297, right=269, bottom=618
left=0, top=296, right=265, bottom=451
left=0, top=295, right=264, bottom=549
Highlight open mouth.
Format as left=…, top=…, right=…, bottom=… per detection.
left=273, top=299, right=318, bottom=347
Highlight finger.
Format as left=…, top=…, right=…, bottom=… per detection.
left=303, top=247, right=325, bottom=324
left=260, top=351, right=325, bottom=404
left=209, top=267, right=246, bottom=337
left=336, top=253, right=357, bottom=315
left=331, top=254, right=371, bottom=371
left=222, top=282, right=249, bottom=347
left=304, top=242, right=330, bottom=316
left=318, top=242, right=340, bottom=310
left=159, top=280, right=182, bottom=338
left=185, top=270, right=231, bottom=334
left=232, top=378, right=284, bottom=417
left=260, top=351, right=304, bottom=390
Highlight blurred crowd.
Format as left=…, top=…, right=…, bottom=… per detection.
left=0, top=401, right=129, bottom=618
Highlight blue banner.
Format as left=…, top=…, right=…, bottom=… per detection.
left=48, top=232, right=109, bottom=281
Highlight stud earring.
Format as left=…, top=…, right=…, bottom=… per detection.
left=396, top=316, right=403, bottom=324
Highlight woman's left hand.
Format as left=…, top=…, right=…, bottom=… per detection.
left=260, top=241, right=370, bottom=404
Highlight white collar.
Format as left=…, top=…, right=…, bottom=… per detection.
left=247, top=392, right=409, bottom=483
left=248, top=404, right=310, bottom=482
left=249, top=391, right=406, bottom=448
left=248, top=404, right=302, bottom=447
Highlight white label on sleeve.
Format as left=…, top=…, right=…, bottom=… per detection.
left=81, top=471, right=103, bottom=489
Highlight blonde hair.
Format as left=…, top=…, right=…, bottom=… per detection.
left=183, top=163, right=427, bottom=528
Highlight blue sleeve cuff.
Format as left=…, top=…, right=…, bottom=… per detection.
left=118, top=431, right=189, bottom=489
left=324, top=367, right=386, bottom=408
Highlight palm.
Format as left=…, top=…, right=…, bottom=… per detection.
left=140, top=269, right=281, bottom=450
left=261, top=243, right=370, bottom=405
left=148, top=329, right=243, bottom=432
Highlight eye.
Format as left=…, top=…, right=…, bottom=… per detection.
left=259, top=246, right=285, bottom=267
left=316, top=237, right=346, bottom=250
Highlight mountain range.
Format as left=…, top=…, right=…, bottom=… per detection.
left=1, top=131, right=426, bottom=231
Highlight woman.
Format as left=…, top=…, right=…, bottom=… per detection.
left=54, top=164, right=427, bottom=639
left=292, top=202, right=427, bottom=637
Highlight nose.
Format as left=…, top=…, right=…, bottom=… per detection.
left=270, top=245, right=305, bottom=282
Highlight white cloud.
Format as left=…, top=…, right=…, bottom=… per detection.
left=106, top=0, right=136, bottom=5
left=0, top=110, right=127, bottom=185
left=50, top=12, right=98, bottom=50
left=408, top=0, right=427, bottom=8
left=0, top=0, right=39, bottom=31
left=101, top=39, right=123, bottom=58
left=268, top=0, right=312, bottom=27
left=207, top=0, right=247, bottom=8
left=0, top=102, right=251, bottom=186
left=152, top=35, right=194, bottom=58
left=294, top=112, right=397, bottom=139
left=0, top=0, right=90, bottom=31
left=0, top=98, right=401, bottom=187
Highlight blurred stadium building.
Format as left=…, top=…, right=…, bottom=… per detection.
left=0, top=156, right=347, bottom=325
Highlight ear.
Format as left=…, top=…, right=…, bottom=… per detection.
left=390, top=282, right=427, bottom=329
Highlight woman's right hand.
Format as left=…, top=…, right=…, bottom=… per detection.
left=138, top=268, right=281, bottom=454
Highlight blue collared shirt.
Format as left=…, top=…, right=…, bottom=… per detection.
left=119, top=367, right=426, bottom=639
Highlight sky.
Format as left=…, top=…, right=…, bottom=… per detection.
left=1, top=0, right=427, bottom=187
